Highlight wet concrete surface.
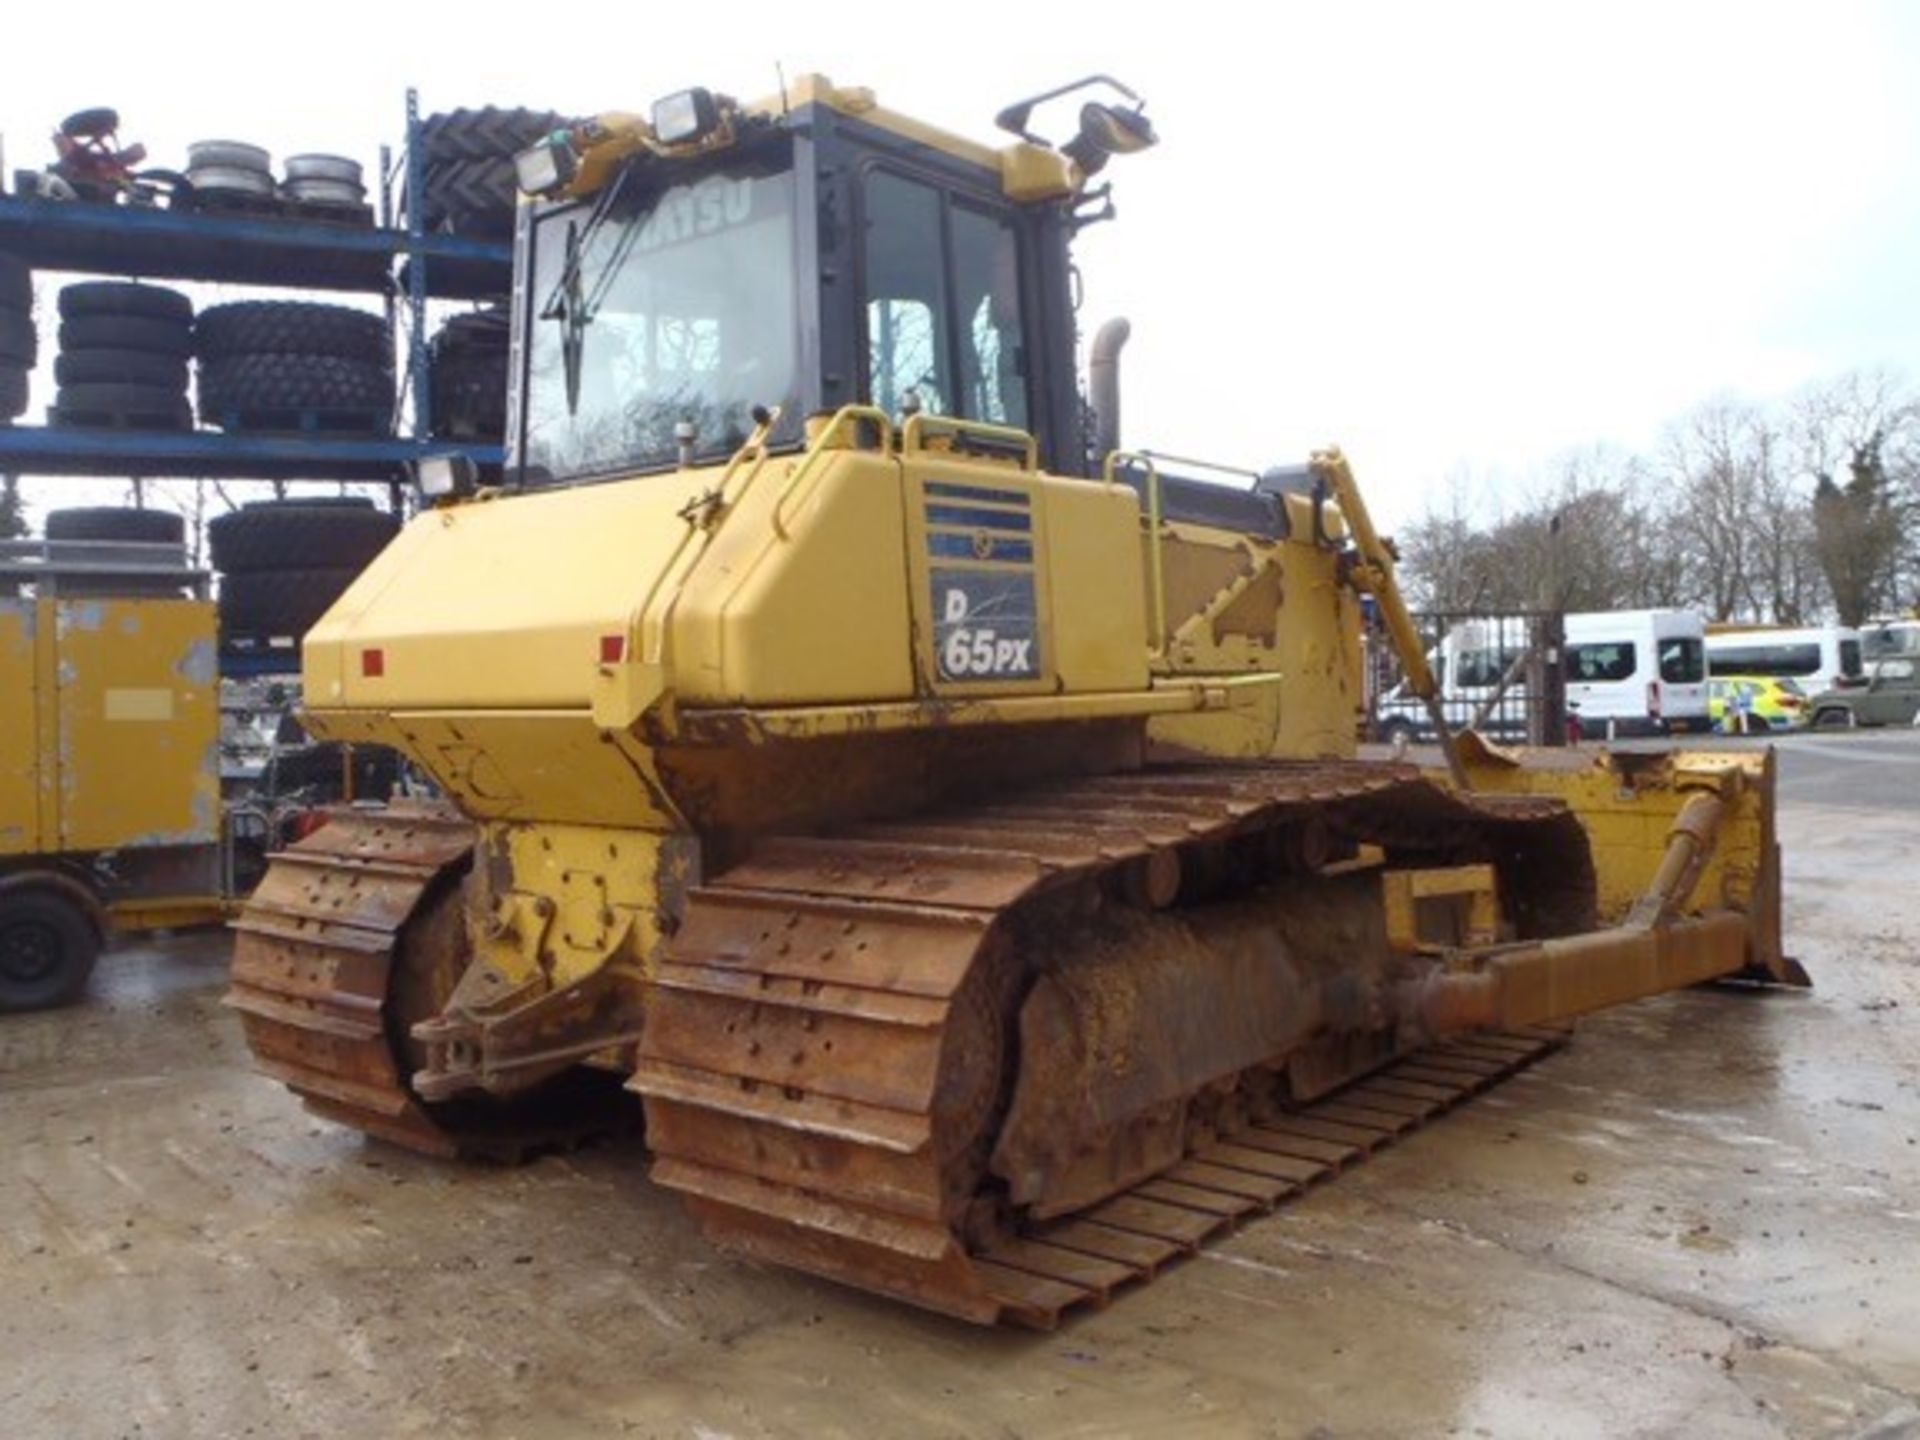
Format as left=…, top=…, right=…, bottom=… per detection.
left=3, top=733, right=1918, bottom=1439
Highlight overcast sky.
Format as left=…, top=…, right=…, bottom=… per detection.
left=5, top=0, right=1916, bottom=527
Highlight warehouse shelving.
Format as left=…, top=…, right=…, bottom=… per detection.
left=0, top=89, right=510, bottom=484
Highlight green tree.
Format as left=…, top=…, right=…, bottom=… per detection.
left=0, top=477, right=26, bottom=540
left=1811, top=434, right=1903, bottom=626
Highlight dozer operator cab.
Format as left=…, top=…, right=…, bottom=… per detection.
left=502, top=76, right=1149, bottom=488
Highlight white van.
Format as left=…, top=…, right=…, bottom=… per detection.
left=1706, top=625, right=1864, bottom=695
left=1375, top=609, right=1709, bottom=741
left=1565, top=609, right=1711, bottom=736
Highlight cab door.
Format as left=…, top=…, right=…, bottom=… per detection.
left=1863, top=659, right=1918, bottom=725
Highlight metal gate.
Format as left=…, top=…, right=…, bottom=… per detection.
left=1367, top=608, right=1568, bottom=747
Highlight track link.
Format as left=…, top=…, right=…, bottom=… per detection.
left=633, top=760, right=1588, bottom=1326
left=226, top=806, right=479, bottom=1156
left=970, top=1026, right=1567, bottom=1325
left=229, top=806, right=644, bottom=1161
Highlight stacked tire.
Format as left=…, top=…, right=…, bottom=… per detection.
left=429, top=307, right=509, bottom=441
left=52, top=283, right=194, bottom=431
left=0, top=253, right=31, bottom=423
left=43, top=506, right=190, bottom=597
left=414, top=107, right=567, bottom=238
left=209, top=497, right=398, bottom=647
left=195, top=301, right=394, bottom=436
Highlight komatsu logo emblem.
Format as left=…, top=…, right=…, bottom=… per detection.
left=935, top=571, right=1040, bottom=680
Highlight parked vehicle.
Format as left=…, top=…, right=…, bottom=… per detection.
left=1861, top=619, right=1920, bottom=664
left=1565, top=609, right=1710, bottom=737
left=1808, top=657, right=1920, bottom=729
left=1706, top=625, right=1864, bottom=696
left=1708, top=676, right=1807, bottom=733
left=1375, top=608, right=1709, bottom=742
left=1375, top=617, right=1536, bottom=743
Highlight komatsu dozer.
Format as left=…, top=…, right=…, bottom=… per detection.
left=229, top=75, right=1803, bottom=1327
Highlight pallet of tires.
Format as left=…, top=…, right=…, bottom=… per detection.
left=429, top=307, right=509, bottom=442
left=0, top=253, right=32, bottom=424
left=42, top=506, right=190, bottom=596
left=413, top=107, right=568, bottom=238
left=195, top=300, right=394, bottom=437
left=50, top=282, right=193, bottom=431
left=209, top=497, right=398, bottom=650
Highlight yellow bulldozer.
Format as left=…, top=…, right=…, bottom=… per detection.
left=230, top=75, right=1802, bottom=1327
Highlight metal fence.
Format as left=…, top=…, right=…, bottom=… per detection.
left=1366, top=608, right=1568, bottom=747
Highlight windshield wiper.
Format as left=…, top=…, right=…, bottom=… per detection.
left=538, top=165, right=642, bottom=417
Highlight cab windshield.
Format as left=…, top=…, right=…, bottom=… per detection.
left=520, top=157, right=800, bottom=484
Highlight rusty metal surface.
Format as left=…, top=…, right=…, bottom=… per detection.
left=631, top=761, right=1598, bottom=1326
left=225, top=806, right=481, bottom=1158
left=229, top=804, right=646, bottom=1161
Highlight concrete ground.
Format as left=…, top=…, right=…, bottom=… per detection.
left=2, top=732, right=1917, bottom=1440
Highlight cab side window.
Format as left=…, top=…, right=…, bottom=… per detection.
left=862, top=171, right=1028, bottom=429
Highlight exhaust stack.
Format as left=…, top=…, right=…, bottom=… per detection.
left=1089, top=317, right=1130, bottom=459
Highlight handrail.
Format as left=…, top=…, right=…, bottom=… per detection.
left=771, top=405, right=894, bottom=539
left=1104, top=449, right=1168, bottom=658
left=1132, top=448, right=1262, bottom=485
left=705, top=404, right=783, bottom=514
left=901, top=413, right=1038, bottom=470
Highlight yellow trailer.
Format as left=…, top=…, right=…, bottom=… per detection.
left=0, top=536, right=224, bottom=1009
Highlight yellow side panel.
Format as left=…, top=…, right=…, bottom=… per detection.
left=1040, top=478, right=1150, bottom=693
left=54, top=597, right=219, bottom=852
left=306, top=472, right=713, bottom=714
left=379, top=711, right=679, bottom=828
left=0, top=599, right=40, bottom=856
left=671, top=451, right=916, bottom=705
left=1268, top=542, right=1364, bottom=759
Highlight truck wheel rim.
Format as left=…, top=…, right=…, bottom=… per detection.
left=0, top=920, right=59, bottom=985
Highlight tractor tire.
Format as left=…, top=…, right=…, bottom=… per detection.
left=219, top=566, right=359, bottom=640
left=429, top=348, right=508, bottom=438
left=198, top=353, right=393, bottom=432
left=52, top=382, right=193, bottom=430
left=0, top=305, right=37, bottom=367
left=45, top=506, right=186, bottom=545
left=58, top=314, right=193, bottom=358
left=0, top=887, right=101, bottom=1013
left=429, top=310, right=510, bottom=438
left=0, top=363, right=26, bottom=422
left=414, top=107, right=566, bottom=236
left=194, top=301, right=390, bottom=365
left=208, top=500, right=397, bottom=573
left=58, top=281, right=194, bottom=325
left=420, top=107, right=566, bottom=164
left=0, top=253, right=29, bottom=311
left=54, top=347, right=189, bottom=389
